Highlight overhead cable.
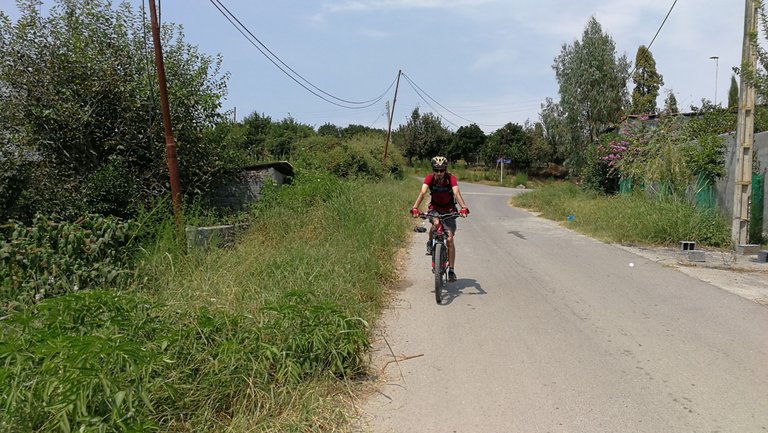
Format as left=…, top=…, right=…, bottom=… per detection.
left=209, top=0, right=396, bottom=109
left=630, top=0, right=678, bottom=77
left=401, top=72, right=504, bottom=128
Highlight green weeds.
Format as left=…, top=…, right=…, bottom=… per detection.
left=513, top=182, right=731, bottom=247
left=1, top=172, right=414, bottom=432
left=0, top=215, right=138, bottom=313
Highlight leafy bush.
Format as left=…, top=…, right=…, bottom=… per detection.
left=581, top=133, right=625, bottom=194
left=0, top=0, right=232, bottom=222
left=294, top=132, right=403, bottom=179
left=0, top=214, right=137, bottom=312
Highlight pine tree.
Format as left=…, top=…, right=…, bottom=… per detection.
left=728, top=75, right=739, bottom=109
left=663, top=90, right=678, bottom=114
left=631, top=45, right=664, bottom=115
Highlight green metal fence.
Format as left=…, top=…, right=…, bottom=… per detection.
left=750, top=173, right=764, bottom=244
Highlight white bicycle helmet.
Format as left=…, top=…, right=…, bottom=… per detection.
left=430, top=156, right=448, bottom=170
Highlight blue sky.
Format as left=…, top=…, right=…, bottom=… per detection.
left=2, top=0, right=747, bottom=133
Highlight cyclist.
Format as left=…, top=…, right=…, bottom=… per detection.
left=410, top=156, right=470, bottom=282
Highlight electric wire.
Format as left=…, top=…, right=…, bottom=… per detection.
left=401, top=74, right=460, bottom=128
left=209, top=0, right=396, bottom=109
left=401, top=72, right=505, bottom=128
left=630, top=0, right=678, bottom=77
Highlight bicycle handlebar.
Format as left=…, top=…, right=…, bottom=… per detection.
left=419, top=211, right=461, bottom=220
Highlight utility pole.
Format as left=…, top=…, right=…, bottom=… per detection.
left=148, top=0, right=183, bottom=233
left=709, top=56, right=719, bottom=106
left=383, top=70, right=401, bottom=164
left=732, top=0, right=758, bottom=247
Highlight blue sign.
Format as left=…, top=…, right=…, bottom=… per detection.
left=496, top=158, right=512, bottom=163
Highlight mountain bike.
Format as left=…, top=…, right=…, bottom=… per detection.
left=419, top=211, right=460, bottom=304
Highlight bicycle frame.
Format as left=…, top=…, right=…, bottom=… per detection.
left=419, top=211, right=459, bottom=304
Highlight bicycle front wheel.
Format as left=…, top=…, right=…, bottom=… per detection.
left=433, top=242, right=444, bottom=304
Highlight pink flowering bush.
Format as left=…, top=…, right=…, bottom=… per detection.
left=582, top=133, right=630, bottom=194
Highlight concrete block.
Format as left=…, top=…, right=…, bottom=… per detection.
left=186, top=223, right=249, bottom=250
left=680, top=241, right=696, bottom=251
left=736, top=244, right=760, bottom=255
left=757, top=250, right=768, bottom=262
left=687, top=250, right=706, bottom=262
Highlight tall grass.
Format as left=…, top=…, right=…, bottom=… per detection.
left=512, top=182, right=731, bottom=247
left=1, top=172, right=415, bottom=432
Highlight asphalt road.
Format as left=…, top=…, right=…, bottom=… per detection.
left=360, top=181, right=768, bottom=433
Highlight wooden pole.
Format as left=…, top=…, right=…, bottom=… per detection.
left=383, top=70, right=401, bottom=164
left=148, top=0, right=183, bottom=234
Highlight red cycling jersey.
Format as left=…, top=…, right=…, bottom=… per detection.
left=424, top=173, right=458, bottom=213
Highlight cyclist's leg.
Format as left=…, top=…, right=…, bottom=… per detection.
left=427, top=217, right=439, bottom=255
left=443, top=217, right=457, bottom=268
left=447, top=229, right=455, bottom=267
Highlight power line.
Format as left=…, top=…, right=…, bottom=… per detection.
left=209, top=0, right=395, bottom=109
left=401, top=72, right=505, bottom=128
left=630, top=0, right=678, bottom=77
left=647, top=0, right=678, bottom=51
left=400, top=73, right=460, bottom=128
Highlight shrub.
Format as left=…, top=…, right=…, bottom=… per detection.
left=0, top=214, right=137, bottom=313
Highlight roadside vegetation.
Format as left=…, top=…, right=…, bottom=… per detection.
left=5, top=0, right=768, bottom=431
left=1, top=173, right=414, bottom=432
left=512, top=182, right=731, bottom=248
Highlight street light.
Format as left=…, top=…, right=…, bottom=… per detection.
left=709, top=56, right=719, bottom=106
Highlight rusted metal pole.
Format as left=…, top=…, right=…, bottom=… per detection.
left=383, top=70, right=401, bottom=164
left=148, top=0, right=183, bottom=233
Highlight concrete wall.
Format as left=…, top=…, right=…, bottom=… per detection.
left=210, top=167, right=289, bottom=212
left=715, top=131, right=768, bottom=235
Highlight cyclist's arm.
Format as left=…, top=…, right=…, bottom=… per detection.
left=412, top=183, right=430, bottom=210
left=453, top=186, right=468, bottom=209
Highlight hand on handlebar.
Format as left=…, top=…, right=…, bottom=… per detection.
left=411, top=207, right=420, bottom=218
left=460, top=207, right=470, bottom=217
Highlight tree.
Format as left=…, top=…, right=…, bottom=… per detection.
left=552, top=16, right=630, bottom=174
left=525, top=120, right=554, bottom=168
left=631, top=45, right=664, bottom=115
left=539, top=98, right=570, bottom=165
left=341, top=124, right=386, bottom=139
left=728, top=75, right=739, bottom=109
left=483, top=123, right=530, bottom=170
left=241, top=112, right=273, bottom=160
left=265, top=116, right=314, bottom=160
left=318, top=122, right=343, bottom=138
left=450, top=123, right=486, bottom=164
left=663, top=90, right=679, bottom=114
left=0, top=0, right=229, bottom=221
left=394, top=108, right=452, bottom=164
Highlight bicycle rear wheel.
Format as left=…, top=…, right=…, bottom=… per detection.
left=434, top=242, right=444, bottom=304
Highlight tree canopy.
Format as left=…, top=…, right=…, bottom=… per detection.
left=450, top=123, right=486, bottom=164
left=0, top=0, right=229, bottom=221
left=631, top=45, right=664, bottom=115
left=552, top=16, right=630, bottom=173
left=663, top=90, right=679, bottom=114
left=728, top=75, right=739, bottom=109
left=394, top=108, right=452, bottom=164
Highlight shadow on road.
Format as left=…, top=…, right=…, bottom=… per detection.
left=441, top=278, right=486, bottom=305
